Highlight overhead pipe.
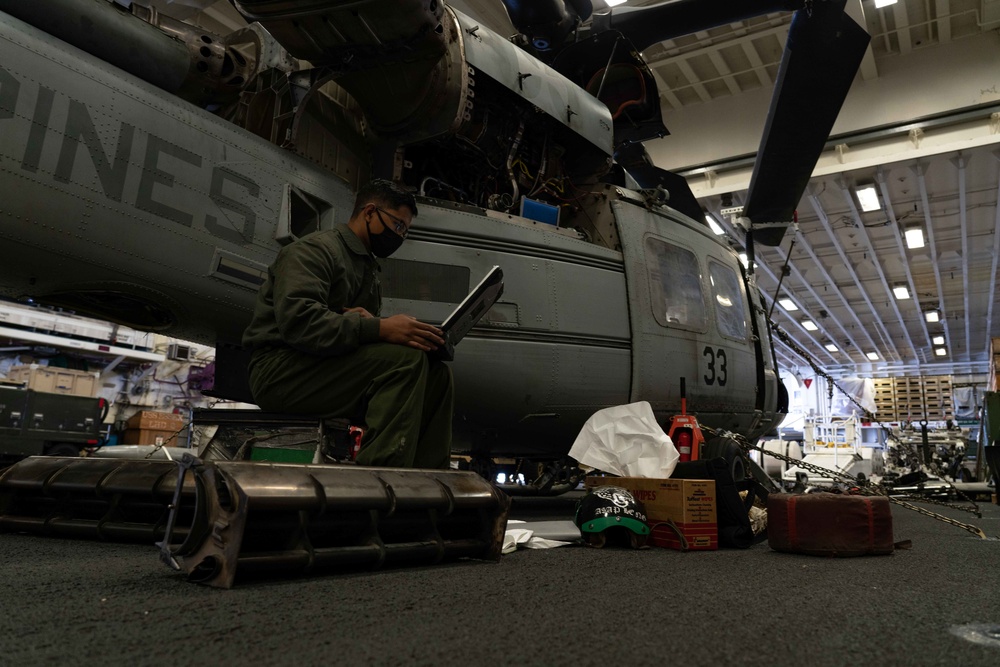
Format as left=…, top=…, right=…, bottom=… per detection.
left=0, top=0, right=191, bottom=93
left=0, top=0, right=256, bottom=107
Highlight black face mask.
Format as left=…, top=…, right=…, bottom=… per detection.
left=366, top=215, right=405, bottom=258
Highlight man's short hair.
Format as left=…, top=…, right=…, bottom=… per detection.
left=352, top=179, right=418, bottom=218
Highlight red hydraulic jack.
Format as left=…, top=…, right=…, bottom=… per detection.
left=666, top=378, right=705, bottom=462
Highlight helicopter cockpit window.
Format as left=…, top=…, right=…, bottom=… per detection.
left=644, top=237, right=707, bottom=331
left=708, top=259, right=748, bottom=340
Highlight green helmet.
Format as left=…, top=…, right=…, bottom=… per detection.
left=575, top=486, right=651, bottom=548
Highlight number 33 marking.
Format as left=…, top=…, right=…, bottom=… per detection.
left=703, top=347, right=728, bottom=386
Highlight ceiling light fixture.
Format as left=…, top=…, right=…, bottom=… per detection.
left=904, top=226, right=925, bottom=250
left=892, top=284, right=910, bottom=300
left=855, top=183, right=881, bottom=212
left=704, top=214, right=725, bottom=235
left=778, top=298, right=798, bottom=311
left=604, top=0, right=628, bottom=6
left=802, top=320, right=819, bottom=331
left=935, top=348, right=947, bottom=356
left=932, top=335, right=945, bottom=345
left=866, top=351, right=880, bottom=360
left=874, top=0, right=898, bottom=8
left=825, top=343, right=838, bottom=352
left=924, top=309, right=940, bottom=323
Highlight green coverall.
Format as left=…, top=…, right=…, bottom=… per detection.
left=242, top=225, right=453, bottom=469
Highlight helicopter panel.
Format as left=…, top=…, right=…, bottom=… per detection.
left=373, top=201, right=633, bottom=457
left=613, top=197, right=766, bottom=438
left=453, top=7, right=613, bottom=156
left=0, top=11, right=356, bottom=342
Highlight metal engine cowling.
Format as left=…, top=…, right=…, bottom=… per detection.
left=0, top=457, right=197, bottom=542
left=166, top=459, right=510, bottom=588
left=1, top=456, right=510, bottom=589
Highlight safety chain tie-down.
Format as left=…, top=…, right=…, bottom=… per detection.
left=769, top=322, right=982, bottom=517
left=703, top=424, right=988, bottom=540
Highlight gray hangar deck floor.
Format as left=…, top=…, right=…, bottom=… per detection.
left=2, top=495, right=999, bottom=666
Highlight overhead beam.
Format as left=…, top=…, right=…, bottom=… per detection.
left=835, top=176, right=919, bottom=364
left=845, top=0, right=879, bottom=80
left=912, top=161, right=955, bottom=359
left=952, top=153, right=973, bottom=363
left=783, top=228, right=884, bottom=356
left=703, top=42, right=742, bottom=97
left=757, top=243, right=863, bottom=366
left=649, top=67, right=684, bottom=110
left=740, top=40, right=771, bottom=88
left=892, top=1, right=913, bottom=54
left=674, top=57, right=712, bottom=104
left=875, top=165, right=932, bottom=351
left=806, top=187, right=901, bottom=363
left=935, top=0, right=952, bottom=43
left=986, top=151, right=1000, bottom=360
left=687, top=111, right=1000, bottom=198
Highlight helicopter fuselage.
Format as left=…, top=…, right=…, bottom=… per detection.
left=0, top=6, right=783, bottom=459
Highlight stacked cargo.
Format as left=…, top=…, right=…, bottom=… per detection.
left=871, top=375, right=954, bottom=422
left=922, top=376, right=954, bottom=420
left=873, top=378, right=896, bottom=418
left=894, top=377, right=923, bottom=420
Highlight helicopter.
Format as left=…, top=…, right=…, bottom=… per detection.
left=0, top=0, right=870, bottom=487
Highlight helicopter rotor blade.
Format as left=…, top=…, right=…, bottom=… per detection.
left=743, top=1, right=871, bottom=246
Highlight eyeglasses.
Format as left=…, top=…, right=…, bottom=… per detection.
left=375, top=207, right=409, bottom=239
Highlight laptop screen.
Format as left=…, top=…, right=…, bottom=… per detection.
left=431, top=265, right=504, bottom=361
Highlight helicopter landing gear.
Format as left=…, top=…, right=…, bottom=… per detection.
left=702, top=435, right=747, bottom=483
left=466, top=456, right=586, bottom=496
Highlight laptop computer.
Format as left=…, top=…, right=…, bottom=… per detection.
left=430, top=265, right=504, bottom=361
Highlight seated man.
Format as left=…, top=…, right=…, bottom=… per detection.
left=242, top=179, right=453, bottom=469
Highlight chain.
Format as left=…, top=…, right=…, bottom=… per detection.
left=702, top=425, right=989, bottom=539
left=886, top=498, right=987, bottom=539
left=142, top=425, right=185, bottom=459
left=770, top=323, right=981, bottom=515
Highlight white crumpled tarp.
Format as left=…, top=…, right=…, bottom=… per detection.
left=568, top=401, right=679, bottom=478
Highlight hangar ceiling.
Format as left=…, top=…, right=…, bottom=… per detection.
left=625, top=0, right=1000, bottom=379
left=147, top=0, right=1000, bottom=379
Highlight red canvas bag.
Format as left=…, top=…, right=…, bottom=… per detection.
left=767, top=492, right=895, bottom=557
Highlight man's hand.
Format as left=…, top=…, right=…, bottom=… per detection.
left=378, top=314, right=445, bottom=351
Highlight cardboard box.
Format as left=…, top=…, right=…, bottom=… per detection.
left=126, top=410, right=185, bottom=432
left=123, top=428, right=183, bottom=447
left=586, top=477, right=717, bottom=550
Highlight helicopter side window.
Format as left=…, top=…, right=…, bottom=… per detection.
left=644, top=237, right=707, bottom=331
left=708, top=260, right=748, bottom=341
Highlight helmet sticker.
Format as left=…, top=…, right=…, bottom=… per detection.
left=594, top=486, right=634, bottom=508
left=587, top=486, right=648, bottom=523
